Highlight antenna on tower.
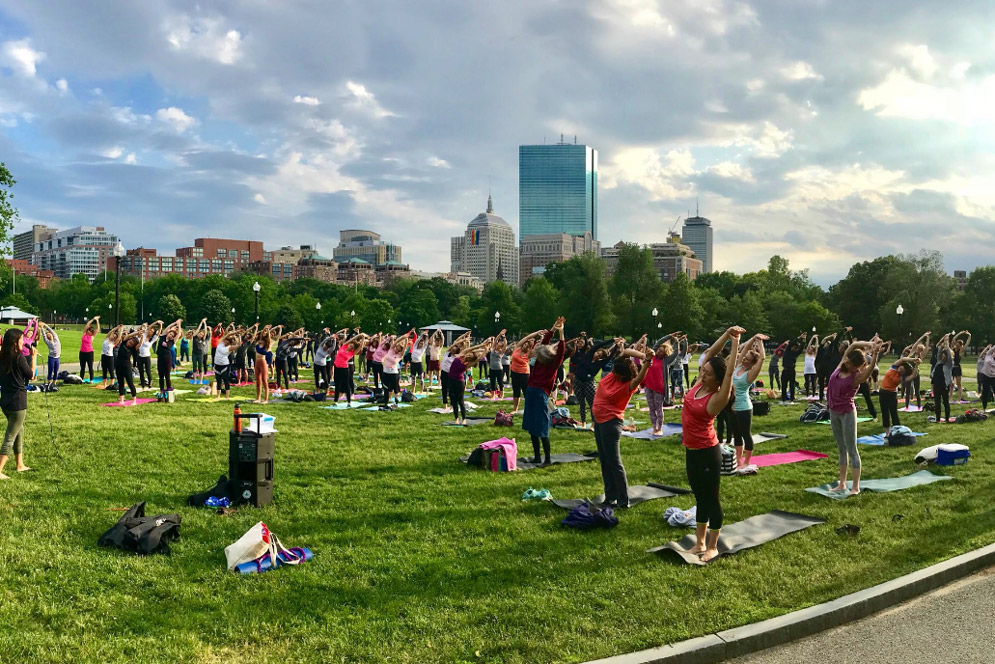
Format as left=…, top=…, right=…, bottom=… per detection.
left=696, top=197, right=699, bottom=217
left=574, top=134, right=577, bottom=144
left=560, top=133, right=564, bottom=144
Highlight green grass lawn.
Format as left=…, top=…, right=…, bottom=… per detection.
left=0, top=361, right=992, bottom=663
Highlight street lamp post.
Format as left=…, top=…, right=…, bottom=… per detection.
left=253, top=281, right=261, bottom=321
left=112, top=241, right=125, bottom=327
left=896, top=304, right=904, bottom=345
left=315, top=302, right=321, bottom=329
left=231, top=306, right=236, bottom=323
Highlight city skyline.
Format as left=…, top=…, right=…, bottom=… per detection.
left=2, top=2, right=995, bottom=286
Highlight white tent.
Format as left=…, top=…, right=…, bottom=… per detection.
left=420, top=320, right=470, bottom=345
left=0, top=306, right=36, bottom=325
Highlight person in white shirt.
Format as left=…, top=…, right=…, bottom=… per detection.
left=137, top=322, right=162, bottom=388
left=409, top=331, right=429, bottom=393
left=213, top=330, right=242, bottom=400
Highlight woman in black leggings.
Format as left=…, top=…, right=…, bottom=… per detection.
left=931, top=334, right=953, bottom=422
left=115, top=328, right=143, bottom=405
left=79, top=315, right=98, bottom=382
left=98, top=326, right=123, bottom=388
left=156, top=320, right=183, bottom=393
left=682, top=326, right=742, bottom=563
left=448, top=341, right=492, bottom=425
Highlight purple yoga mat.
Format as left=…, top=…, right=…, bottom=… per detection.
left=101, top=398, right=159, bottom=407
left=751, top=449, right=828, bottom=468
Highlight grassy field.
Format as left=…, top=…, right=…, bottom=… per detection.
left=0, top=360, right=992, bottom=663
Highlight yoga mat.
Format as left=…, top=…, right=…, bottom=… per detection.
left=101, top=398, right=158, bottom=407
left=637, top=406, right=680, bottom=412
left=751, top=450, right=828, bottom=468
left=815, top=417, right=873, bottom=424
left=805, top=470, right=953, bottom=500
left=442, top=417, right=490, bottom=426
left=648, top=511, right=826, bottom=566
left=320, top=402, right=368, bottom=410
left=553, top=424, right=595, bottom=433
left=189, top=379, right=211, bottom=385
left=622, top=424, right=683, bottom=439
left=899, top=405, right=924, bottom=412
left=362, top=404, right=412, bottom=411
left=857, top=431, right=927, bottom=446
left=647, top=482, right=693, bottom=495
left=516, top=453, right=598, bottom=471
left=551, top=485, right=680, bottom=510
left=752, top=432, right=789, bottom=445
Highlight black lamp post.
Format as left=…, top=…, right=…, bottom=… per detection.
left=253, top=281, right=261, bottom=321
left=112, top=241, right=125, bottom=326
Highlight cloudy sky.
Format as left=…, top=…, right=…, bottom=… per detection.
left=1, top=0, right=994, bottom=285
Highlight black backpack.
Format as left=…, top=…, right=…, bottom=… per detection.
left=753, top=401, right=770, bottom=416
left=371, top=388, right=388, bottom=405
left=401, top=391, right=415, bottom=403
left=98, top=502, right=181, bottom=555
left=800, top=404, right=828, bottom=423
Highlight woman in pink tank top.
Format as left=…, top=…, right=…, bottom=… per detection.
left=680, top=326, right=743, bottom=563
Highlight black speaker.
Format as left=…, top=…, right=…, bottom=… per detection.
left=229, top=415, right=275, bottom=507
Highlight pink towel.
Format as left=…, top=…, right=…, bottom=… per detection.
left=101, top=398, right=159, bottom=407
left=478, top=437, right=518, bottom=471
left=751, top=449, right=828, bottom=468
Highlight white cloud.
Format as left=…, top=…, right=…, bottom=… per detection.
left=0, top=117, right=17, bottom=128
left=426, top=156, right=450, bottom=168
left=780, top=61, right=822, bottom=81
left=55, top=77, right=69, bottom=93
left=155, top=106, right=198, bottom=133
left=1, top=39, right=45, bottom=77
left=343, top=81, right=395, bottom=119
left=164, top=16, right=242, bottom=65
left=857, top=70, right=995, bottom=124
left=897, top=44, right=937, bottom=80
left=293, top=95, right=320, bottom=106
left=602, top=147, right=696, bottom=200
left=253, top=193, right=267, bottom=204
left=124, top=153, right=137, bottom=165
left=102, top=146, right=124, bottom=159
left=707, top=161, right=755, bottom=182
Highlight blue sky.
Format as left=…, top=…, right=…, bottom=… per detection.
left=1, top=0, right=994, bottom=285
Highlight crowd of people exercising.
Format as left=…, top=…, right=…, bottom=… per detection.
left=0, top=313, right=985, bottom=562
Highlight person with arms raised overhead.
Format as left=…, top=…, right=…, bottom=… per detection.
left=0, top=328, right=36, bottom=480
left=682, top=326, right=743, bottom=562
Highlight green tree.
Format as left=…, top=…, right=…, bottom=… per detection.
left=363, top=298, right=395, bottom=331
left=826, top=256, right=902, bottom=338
left=522, top=278, right=558, bottom=334
left=544, top=254, right=613, bottom=336
left=475, top=281, right=522, bottom=336
left=157, top=294, right=186, bottom=322
left=725, top=290, right=769, bottom=336
left=959, top=266, right=995, bottom=344
left=609, top=244, right=664, bottom=338
left=448, top=295, right=473, bottom=328
left=0, top=162, right=19, bottom=253
left=877, top=251, right=952, bottom=343
left=275, top=303, right=304, bottom=330
left=398, top=288, right=440, bottom=330
left=659, top=273, right=703, bottom=338
left=200, top=289, right=233, bottom=324
left=1, top=292, right=34, bottom=314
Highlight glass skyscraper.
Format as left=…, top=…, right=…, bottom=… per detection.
left=519, top=142, right=598, bottom=239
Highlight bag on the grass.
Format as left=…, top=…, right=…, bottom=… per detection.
left=565, top=395, right=578, bottom=406
left=474, top=381, right=486, bottom=391
left=57, top=370, right=69, bottom=380
left=187, top=475, right=231, bottom=506
left=886, top=425, right=916, bottom=447
left=62, top=374, right=83, bottom=385
left=561, top=502, right=618, bottom=529
left=401, top=391, right=415, bottom=403
left=752, top=401, right=770, bottom=416
left=371, top=387, right=388, bottom=405
left=98, top=502, right=181, bottom=556
left=720, top=444, right=737, bottom=475
left=494, top=409, right=513, bottom=426
left=800, top=404, right=828, bottom=423
left=956, top=409, right=988, bottom=424
left=225, top=521, right=273, bottom=571
left=184, top=370, right=194, bottom=378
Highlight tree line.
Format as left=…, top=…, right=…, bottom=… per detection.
left=1, top=245, right=988, bottom=345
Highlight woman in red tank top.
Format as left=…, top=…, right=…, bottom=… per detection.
left=680, top=326, right=743, bottom=563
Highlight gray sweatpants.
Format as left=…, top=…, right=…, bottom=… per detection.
left=829, top=408, right=860, bottom=469
left=1, top=408, right=26, bottom=457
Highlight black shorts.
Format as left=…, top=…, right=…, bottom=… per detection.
left=382, top=372, right=400, bottom=392
left=952, top=366, right=963, bottom=377
left=511, top=370, right=529, bottom=399
left=410, top=361, right=423, bottom=376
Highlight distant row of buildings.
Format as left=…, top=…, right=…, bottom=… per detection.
left=448, top=138, right=713, bottom=289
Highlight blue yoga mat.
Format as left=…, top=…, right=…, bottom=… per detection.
left=320, top=402, right=368, bottom=410
left=805, top=470, right=952, bottom=500
left=361, top=404, right=411, bottom=411
left=857, top=432, right=927, bottom=446
left=622, top=424, right=683, bottom=439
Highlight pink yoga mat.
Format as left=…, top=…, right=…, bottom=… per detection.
left=751, top=449, right=828, bottom=468
left=101, top=398, right=159, bottom=407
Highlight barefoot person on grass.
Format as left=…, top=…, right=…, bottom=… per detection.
left=682, top=326, right=742, bottom=562
left=0, top=328, right=36, bottom=479
left=522, top=317, right=566, bottom=466
left=826, top=339, right=881, bottom=496
left=731, top=334, right=767, bottom=469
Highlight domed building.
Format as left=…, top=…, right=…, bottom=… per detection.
left=450, top=196, right=519, bottom=288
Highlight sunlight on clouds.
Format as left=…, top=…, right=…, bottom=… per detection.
left=896, top=44, right=937, bottom=79
left=1, top=39, right=45, bottom=77
left=707, top=161, right=754, bottom=182
left=165, top=16, right=242, bottom=65
left=293, top=95, right=321, bottom=106
left=343, top=81, right=395, bottom=119
left=155, top=106, right=198, bottom=133
left=124, top=153, right=136, bottom=165
left=601, top=147, right=695, bottom=199
left=102, top=146, right=124, bottom=159
left=780, top=61, right=822, bottom=81
left=253, top=193, right=267, bottom=204
left=426, top=157, right=451, bottom=168
left=858, top=69, right=995, bottom=124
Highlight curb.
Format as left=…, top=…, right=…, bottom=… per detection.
left=584, top=542, right=995, bottom=664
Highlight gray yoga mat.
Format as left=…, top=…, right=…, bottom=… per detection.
left=648, top=510, right=826, bottom=565
left=443, top=417, right=492, bottom=427
left=517, top=453, right=597, bottom=470
left=622, top=424, right=683, bottom=439
left=805, top=470, right=953, bottom=500
left=753, top=432, right=788, bottom=444
left=551, top=484, right=680, bottom=510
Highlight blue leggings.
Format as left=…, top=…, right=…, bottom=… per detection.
left=47, top=356, right=60, bottom=383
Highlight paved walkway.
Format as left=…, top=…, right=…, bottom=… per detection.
left=730, top=567, right=995, bottom=664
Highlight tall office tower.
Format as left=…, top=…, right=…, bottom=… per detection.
left=519, top=138, right=598, bottom=240
left=451, top=196, right=519, bottom=287
left=681, top=215, right=713, bottom=273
